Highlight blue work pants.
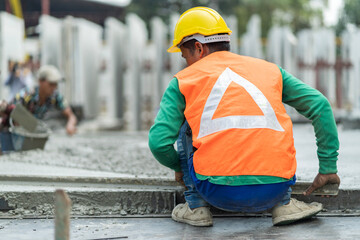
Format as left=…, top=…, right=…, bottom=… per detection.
left=177, top=121, right=294, bottom=212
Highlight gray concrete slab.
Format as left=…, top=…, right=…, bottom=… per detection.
left=0, top=124, right=358, bottom=218
left=0, top=177, right=357, bottom=217
left=0, top=124, right=358, bottom=189
left=0, top=217, right=360, bottom=240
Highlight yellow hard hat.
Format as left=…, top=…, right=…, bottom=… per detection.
left=168, top=7, right=232, bottom=53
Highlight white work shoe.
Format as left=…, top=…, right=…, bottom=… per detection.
left=171, top=202, right=213, bottom=227
left=272, top=198, right=323, bottom=226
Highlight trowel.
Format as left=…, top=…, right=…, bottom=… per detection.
left=10, top=103, right=38, bottom=132
left=292, top=182, right=339, bottom=196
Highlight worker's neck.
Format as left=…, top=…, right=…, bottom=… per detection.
left=38, top=91, right=47, bottom=105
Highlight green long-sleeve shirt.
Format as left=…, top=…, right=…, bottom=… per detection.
left=148, top=66, right=339, bottom=186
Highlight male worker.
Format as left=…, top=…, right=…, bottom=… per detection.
left=148, top=7, right=340, bottom=227
left=0, top=65, right=77, bottom=136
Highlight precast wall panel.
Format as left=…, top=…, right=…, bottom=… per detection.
left=150, top=17, right=167, bottom=113
left=169, top=14, right=185, bottom=77
left=225, top=15, right=238, bottom=54
left=125, top=14, right=147, bottom=130
left=0, top=12, right=25, bottom=100
left=40, top=15, right=63, bottom=69
left=104, top=17, right=127, bottom=123
left=267, top=26, right=300, bottom=120
left=240, top=15, right=263, bottom=59
left=267, top=26, right=297, bottom=75
left=314, top=29, right=336, bottom=106
left=75, top=19, right=102, bottom=118
left=62, top=16, right=75, bottom=104
left=62, top=17, right=102, bottom=118
left=297, top=30, right=316, bottom=88
left=342, top=28, right=360, bottom=115
left=40, top=15, right=65, bottom=97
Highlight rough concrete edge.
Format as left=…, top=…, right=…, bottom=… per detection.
left=0, top=175, right=178, bottom=186
left=0, top=176, right=347, bottom=194
left=2, top=211, right=360, bottom=220
left=0, top=189, right=178, bottom=217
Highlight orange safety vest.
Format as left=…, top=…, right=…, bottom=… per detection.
left=176, top=51, right=296, bottom=179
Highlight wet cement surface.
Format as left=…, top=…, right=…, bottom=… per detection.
left=0, top=123, right=359, bottom=189
left=0, top=124, right=359, bottom=238
left=0, top=130, right=173, bottom=179
left=0, top=216, right=359, bottom=240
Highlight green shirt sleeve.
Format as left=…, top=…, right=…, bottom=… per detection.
left=280, top=66, right=339, bottom=174
left=148, top=78, right=186, bottom=172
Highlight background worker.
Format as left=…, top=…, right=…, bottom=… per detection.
left=0, top=65, right=77, bottom=136
left=149, top=7, right=340, bottom=227
left=4, top=60, right=33, bottom=101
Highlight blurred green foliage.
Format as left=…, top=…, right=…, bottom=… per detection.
left=336, top=0, right=360, bottom=35
left=126, top=0, right=325, bottom=37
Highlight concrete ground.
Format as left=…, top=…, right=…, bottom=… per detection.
left=0, top=123, right=359, bottom=188
left=1, top=216, right=360, bottom=240
left=0, top=123, right=359, bottom=238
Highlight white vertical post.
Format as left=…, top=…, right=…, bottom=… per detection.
left=54, top=189, right=71, bottom=240
left=103, top=17, right=127, bottom=125
left=40, top=15, right=63, bottom=69
left=240, top=15, right=263, bottom=59
left=169, top=14, right=185, bottom=77
left=225, top=15, right=238, bottom=54
left=150, top=17, right=167, bottom=114
left=125, top=14, right=148, bottom=131
left=0, top=12, right=25, bottom=100
left=297, top=30, right=316, bottom=88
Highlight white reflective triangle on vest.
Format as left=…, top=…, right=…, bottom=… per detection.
left=198, top=67, right=284, bottom=139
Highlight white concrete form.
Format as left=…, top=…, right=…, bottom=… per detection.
left=102, top=17, right=127, bottom=125
left=0, top=12, right=25, bottom=100
left=62, top=17, right=102, bottom=119
left=2, top=11, right=360, bottom=126
left=225, top=15, right=239, bottom=54
left=296, top=29, right=337, bottom=106
left=124, top=13, right=148, bottom=131
left=40, top=15, right=63, bottom=70
left=240, top=14, right=263, bottom=59
left=341, top=27, right=360, bottom=116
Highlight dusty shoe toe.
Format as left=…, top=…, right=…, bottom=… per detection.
left=171, top=202, right=213, bottom=227
left=272, top=198, right=323, bottom=226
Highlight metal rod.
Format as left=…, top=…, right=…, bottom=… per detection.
left=55, top=189, right=71, bottom=240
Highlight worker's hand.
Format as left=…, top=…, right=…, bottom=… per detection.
left=175, top=171, right=185, bottom=187
left=66, top=123, right=77, bottom=136
left=303, top=173, right=340, bottom=196
left=0, top=100, right=8, bottom=113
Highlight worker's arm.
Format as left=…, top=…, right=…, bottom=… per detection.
left=62, top=106, right=77, bottom=136
left=280, top=67, right=340, bottom=195
left=54, top=92, right=77, bottom=136
left=148, top=78, right=186, bottom=172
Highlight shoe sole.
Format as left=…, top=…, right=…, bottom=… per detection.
left=171, top=213, right=213, bottom=227
left=273, top=206, right=322, bottom=226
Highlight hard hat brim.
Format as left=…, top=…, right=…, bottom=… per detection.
left=167, top=45, right=181, bottom=53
